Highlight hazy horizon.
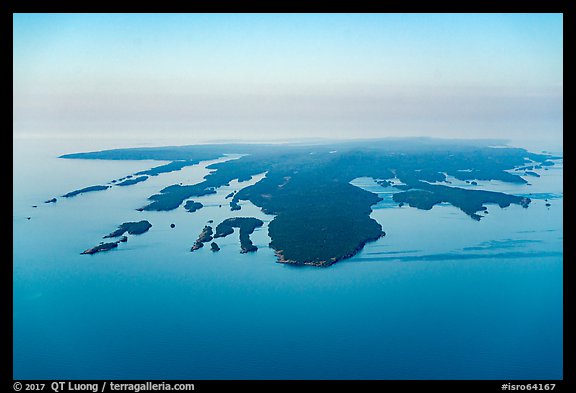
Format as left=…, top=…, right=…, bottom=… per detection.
left=13, top=13, right=564, bottom=381
left=13, top=13, right=562, bottom=148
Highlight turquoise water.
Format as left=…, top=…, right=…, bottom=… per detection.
left=13, top=137, right=563, bottom=380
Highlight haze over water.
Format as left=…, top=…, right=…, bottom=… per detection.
left=13, top=14, right=562, bottom=143
left=13, top=13, right=562, bottom=380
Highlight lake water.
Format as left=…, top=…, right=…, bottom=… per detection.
left=13, top=136, right=563, bottom=380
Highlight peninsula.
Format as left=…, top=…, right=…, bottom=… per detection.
left=214, top=217, right=264, bottom=253
left=392, top=181, right=530, bottom=220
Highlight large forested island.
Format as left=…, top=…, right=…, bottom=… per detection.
left=58, top=138, right=558, bottom=266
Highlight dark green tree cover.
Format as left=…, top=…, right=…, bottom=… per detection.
left=116, top=176, right=149, bottom=186
left=139, top=184, right=216, bottom=211
left=135, top=160, right=198, bottom=176
left=184, top=200, right=204, bottom=212
left=104, top=220, right=152, bottom=238
left=62, top=185, right=110, bottom=198
left=214, top=217, right=264, bottom=253
left=81, top=242, right=118, bottom=255
left=64, top=139, right=555, bottom=266
left=392, top=181, right=530, bottom=221
left=190, top=225, right=213, bottom=252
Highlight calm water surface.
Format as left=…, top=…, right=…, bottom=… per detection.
left=13, top=137, right=563, bottom=379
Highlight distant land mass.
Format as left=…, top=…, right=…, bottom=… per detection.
left=57, top=138, right=559, bottom=266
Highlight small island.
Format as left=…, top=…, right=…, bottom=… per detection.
left=81, top=242, right=119, bottom=255
left=139, top=184, right=216, bottom=211
left=117, top=176, right=148, bottom=186
left=82, top=223, right=147, bottom=255
left=214, top=217, right=264, bottom=253
left=104, top=220, right=152, bottom=238
left=190, top=241, right=203, bottom=251
left=62, top=185, right=110, bottom=198
left=184, top=200, right=204, bottom=213
left=210, top=242, right=220, bottom=252
left=44, top=198, right=57, bottom=203
left=191, top=225, right=213, bottom=252
left=135, top=160, right=198, bottom=176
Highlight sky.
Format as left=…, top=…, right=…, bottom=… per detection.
left=13, top=13, right=563, bottom=145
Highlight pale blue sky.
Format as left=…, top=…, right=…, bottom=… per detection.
left=13, top=13, right=563, bottom=144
